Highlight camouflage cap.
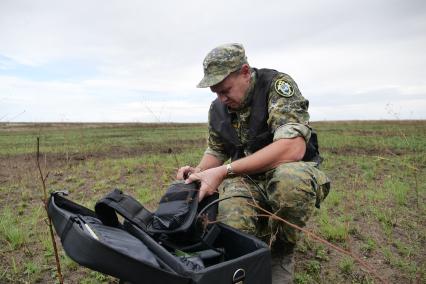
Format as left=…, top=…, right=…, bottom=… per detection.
left=197, top=43, right=248, bottom=88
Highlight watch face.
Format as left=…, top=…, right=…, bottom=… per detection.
left=226, top=164, right=234, bottom=175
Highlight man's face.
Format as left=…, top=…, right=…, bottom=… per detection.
left=210, top=65, right=251, bottom=110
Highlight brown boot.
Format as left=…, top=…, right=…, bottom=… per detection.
left=271, top=242, right=295, bottom=284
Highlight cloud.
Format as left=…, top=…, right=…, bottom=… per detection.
left=311, top=99, right=425, bottom=121
left=0, top=0, right=425, bottom=122
left=0, top=75, right=211, bottom=122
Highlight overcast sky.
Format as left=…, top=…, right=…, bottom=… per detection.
left=1, top=0, right=425, bottom=122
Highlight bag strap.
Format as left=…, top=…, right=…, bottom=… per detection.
left=95, top=189, right=153, bottom=230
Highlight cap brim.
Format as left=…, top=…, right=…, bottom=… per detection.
left=196, top=73, right=230, bottom=88
left=197, top=76, right=226, bottom=88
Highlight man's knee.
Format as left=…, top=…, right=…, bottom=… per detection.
left=267, top=162, right=317, bottom=208
left=219, top=199, right=258, bottom=234
left=266, top=162, right=320, bottom=244
left=217, top=176, right=260, bottom=235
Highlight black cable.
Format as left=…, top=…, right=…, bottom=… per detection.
left=196, top=195, right=259, bottom=220
left=197, top=175, right=268, bottom=219
left=194, top=176, right=269, bottom=253
left=243, top=174, right=268, bottom=201
left=193, top=195, right=260, bottom=259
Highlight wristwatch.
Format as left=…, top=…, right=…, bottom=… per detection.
left=226, top=163, right=234, bottom=176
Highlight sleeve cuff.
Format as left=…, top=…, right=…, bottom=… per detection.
left=204, top=147, right=228, bottom=163
left=273, top=123, right=311, bottom=143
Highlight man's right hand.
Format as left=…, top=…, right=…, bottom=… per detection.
left=176, top=166, right=201, bottom=180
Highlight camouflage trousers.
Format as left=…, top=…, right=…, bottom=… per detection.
left=217, top=161, right=330, bottom=246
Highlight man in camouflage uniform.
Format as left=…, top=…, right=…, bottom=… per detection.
left=177, top=43, right=330, bottom=283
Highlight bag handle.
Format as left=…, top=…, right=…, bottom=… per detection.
left=95, top=189, right=153, bottom=230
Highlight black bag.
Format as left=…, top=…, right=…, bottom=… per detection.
left=48, top=184, right=271, bottom=284
left=94, top=182, right=218, bottom=248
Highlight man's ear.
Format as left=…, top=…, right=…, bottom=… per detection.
left=241, top=64, right=250, bottom=75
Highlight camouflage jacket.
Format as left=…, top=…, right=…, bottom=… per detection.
left=205, top=68, right=311, bottom=163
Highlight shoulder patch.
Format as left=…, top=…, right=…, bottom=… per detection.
left=274, top=79, right=294, bottom=98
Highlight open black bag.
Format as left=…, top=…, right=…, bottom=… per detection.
left=47, top=184, right=271, bottom=284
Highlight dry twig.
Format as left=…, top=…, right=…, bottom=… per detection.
left=36, top=137, right=63, bottom=284
left=184, top=167, right=389, bottom=283
left=250, top=203, right=388, bottom=284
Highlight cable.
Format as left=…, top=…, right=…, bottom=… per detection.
left=194, top=176, right=269, bottom=253
left=243, top=174, right=268, bottom=201
left=196, top=195, right=259, bottom=220
left=197, top=174, right=268, bottom=220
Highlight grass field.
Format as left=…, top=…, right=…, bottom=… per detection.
left=0, top=121, right=425, bottom=283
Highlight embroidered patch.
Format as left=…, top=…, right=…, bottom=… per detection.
left=274, top=79, right=294, bottom=98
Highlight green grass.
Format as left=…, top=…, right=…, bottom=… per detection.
left=318, top=209, right=348, bottom=242
left=0, top=207, right=28, bottom=250
left=338, top=256, right=354, bottom=275
left=0, top=120, right=425, bottom=283
left=294, top=272, right=316, bottom=284
left=385, top=177, right=410, bottom=206
left=361, top=238, right=376, bottom=255
left=0, top=123, right=207, bottom=155
left=24, top=261, right=41, bottom=280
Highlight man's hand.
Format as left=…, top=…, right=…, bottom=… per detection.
left=185, top=165, right=227, bottom=201
left=176, top=166, right=201, bottom=180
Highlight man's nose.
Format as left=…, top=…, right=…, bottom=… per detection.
left=218, top=94, right=227, bottom=103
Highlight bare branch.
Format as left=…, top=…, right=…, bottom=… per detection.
left=249, top=202, right=388, bottom=284
left=36, top=137, right=64, bottom=284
